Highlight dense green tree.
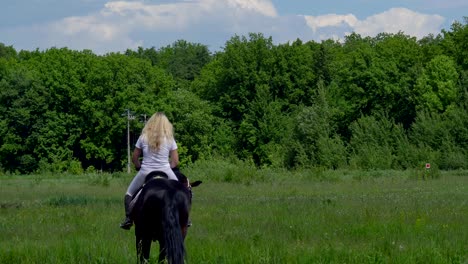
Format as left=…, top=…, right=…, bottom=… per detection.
left=348, top=113, right=407, bottom=170
left=0, top=59, right=49, bottom=173
left=158, top=40, right=211, bottom=82
left=270, top=39, right=315, bottom=107
left=337, top=33, right=423, bottom=129
left=333, top=33, right=376, bottom=134
left=161, top=89, right=216, bottom=164
left=1, top=20, right=468, bottom=173
left=0, top=43, right=17, bottom=59
left=190, top=53, right=224, bottom=103
left=442, top=18, right=468, bottom=109
left=125, top=46, right=159, bottom=66
left=418, top=34, right=445, bottom=63
left=287, top=81, right=346, bottom=169
left=77, top=52, right=175, bottom=170
left=126, top=40, right=211, bottom=88
left=409, top=108, right=467, bottom=170
left=0, top=47, right=179, bottom=173
left=441, top=18, right=468, bottom=71
left=373, top=32, right=423, bottom=126
left=414, top=55, right=459, bottom=112
left=215, top=34, right=275, bottom=122
left=239, top=84, right=291, bottom=166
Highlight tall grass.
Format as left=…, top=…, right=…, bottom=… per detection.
left=0, top=169, right=466, bottom=263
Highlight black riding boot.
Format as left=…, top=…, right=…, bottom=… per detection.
left=120, top=194, right=133, bottom=230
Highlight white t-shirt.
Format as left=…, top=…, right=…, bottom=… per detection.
left=135, top=135, right=178, bottom=171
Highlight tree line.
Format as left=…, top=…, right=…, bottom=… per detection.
left=0, top=18, right=467, bottom=174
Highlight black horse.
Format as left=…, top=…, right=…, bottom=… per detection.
left=131, top=170, right=201, bottom=264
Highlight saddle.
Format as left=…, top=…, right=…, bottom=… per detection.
left=128, top=171, right=169, bottom=214
left=128, top=169, right=201, bottom=215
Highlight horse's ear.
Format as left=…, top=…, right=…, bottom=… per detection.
left=191, top=180, right=202, bottom=187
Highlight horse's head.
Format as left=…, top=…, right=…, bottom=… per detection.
left=172, top=168, right=202, bottom=202
left=172, top=168, right=202, bottom=187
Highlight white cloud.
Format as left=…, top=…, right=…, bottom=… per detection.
left=55, top=16, right=119, bottom=40
left=98, top=0, right=277, bottom=30
left=226, top=0, right=277, bottom=17
left=305, top=14, right=358, bottom=33
left=355, top=8, right=445, bottom=38
left=304, top=8, right=445, bottom=40
left=39, top=0, right=278, bottom=53
left=0, top=1, right=448, bottom=54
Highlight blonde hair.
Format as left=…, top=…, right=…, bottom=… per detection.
left=141, top=112, right=174, bottom=151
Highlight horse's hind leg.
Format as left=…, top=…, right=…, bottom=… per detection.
left=136, top=238, right=152, bottom=263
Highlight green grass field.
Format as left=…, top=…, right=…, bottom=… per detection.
left=0, top=169, right=466, bottom=263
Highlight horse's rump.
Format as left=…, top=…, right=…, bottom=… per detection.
left=134, top=178, right=189, bottom=236
left=133, top=177, right=190, bottom=263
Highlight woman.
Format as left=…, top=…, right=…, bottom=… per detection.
left=120, top=112, right=179, bottom=230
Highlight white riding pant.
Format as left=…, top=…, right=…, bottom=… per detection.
left=125, top=167, right=178, bottom=196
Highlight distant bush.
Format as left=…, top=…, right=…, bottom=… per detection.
left=87, top=173, right=111, bottom=187
left=410, top=109, right=468, bottom=170
left=184, top=158, right=259, bottom=184
left=348, top=114, right=399, bottom=170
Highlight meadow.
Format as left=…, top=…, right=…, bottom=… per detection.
left=0, top=167, right=466, bottom=263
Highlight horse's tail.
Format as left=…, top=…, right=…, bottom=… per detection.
left=162, top=191, right=186, bottom=264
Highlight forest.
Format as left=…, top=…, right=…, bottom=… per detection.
left=0, top=18, right=467, bottom=174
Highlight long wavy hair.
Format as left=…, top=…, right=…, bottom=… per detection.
left=141, top=112, right=174, bottom=151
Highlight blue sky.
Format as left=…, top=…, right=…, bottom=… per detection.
left=1, top=0, right=466, bottom=54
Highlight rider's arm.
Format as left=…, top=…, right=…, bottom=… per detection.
left=169, top=149, right=179, bottom=169
left=132, top=147, right=142, bottom=171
